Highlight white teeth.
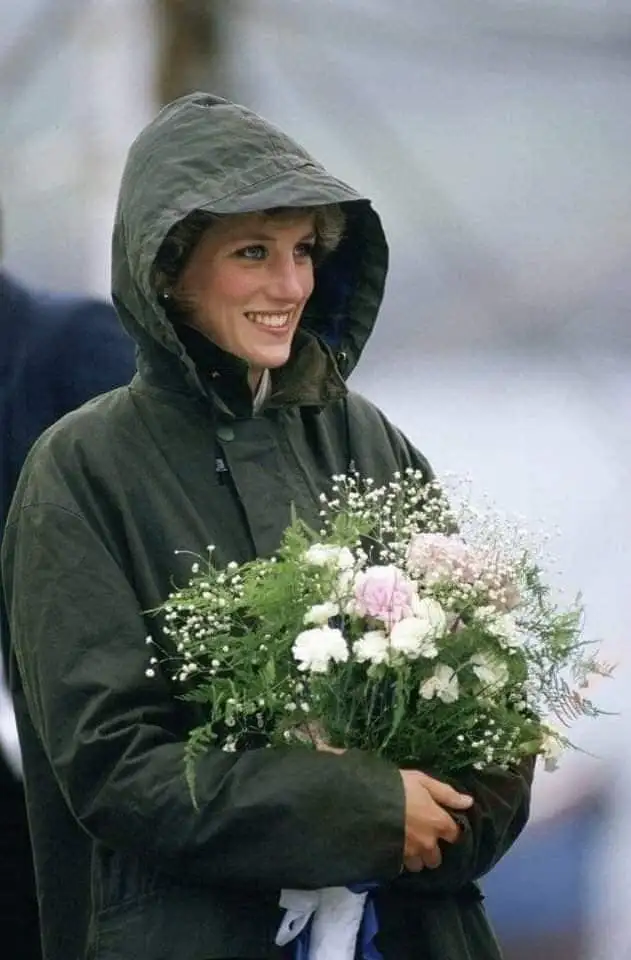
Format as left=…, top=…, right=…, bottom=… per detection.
left=246, top=312, right=291, bottom=328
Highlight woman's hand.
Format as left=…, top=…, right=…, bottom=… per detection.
left=312, top=734, right=473, bottom=871
left=400, top=770, right=473, bottom=871
left=313, top=735, right=473, bottom=870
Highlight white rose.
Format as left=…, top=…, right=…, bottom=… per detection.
left=292, top=626, right=349, bottom=674
left=303, top=601, right=340, bottom=626
left=419, top=664, right=460, bottom=703
left=470, top=651, right=510, bottom=691
left=353, top=630, right=391, bottom=665
left=390, top=617, right=440, bottom=659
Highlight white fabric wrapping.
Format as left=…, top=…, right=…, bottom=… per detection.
left=276, top=889, right=322, bottom=945
left=0, top=652, right=22, bottom=778
left=276, top=886, right=368, bottom=960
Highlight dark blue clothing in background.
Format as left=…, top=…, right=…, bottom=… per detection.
left=0, top=269, right=135, bottom=960
left=1, top=270, right=136, bottom=543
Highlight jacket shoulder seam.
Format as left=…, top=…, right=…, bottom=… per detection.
left=4, top=501, right=87, bottom=534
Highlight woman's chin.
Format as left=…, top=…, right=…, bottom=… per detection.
left=247, top=344, right=293, bottom=371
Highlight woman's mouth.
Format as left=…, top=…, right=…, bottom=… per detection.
left=245, top=311, right=292, bottom=330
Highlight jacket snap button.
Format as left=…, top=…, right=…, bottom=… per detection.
left=216, top=424, right=235, bottom=442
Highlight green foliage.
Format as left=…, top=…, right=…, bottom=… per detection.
left=184, top=723, right=217, bottom=809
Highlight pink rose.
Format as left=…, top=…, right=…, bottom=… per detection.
left=353, top=565, right=417, bottom=627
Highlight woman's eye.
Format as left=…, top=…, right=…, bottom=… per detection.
left=295, top=241, right=316, bottom=259
left=236, top=245, right=267, bottom=261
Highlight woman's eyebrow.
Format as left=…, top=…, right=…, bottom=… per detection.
left=231, top=230, right=317, bottom=244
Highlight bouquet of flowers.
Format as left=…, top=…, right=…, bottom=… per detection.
left=149, top=468, right=611, bottom=959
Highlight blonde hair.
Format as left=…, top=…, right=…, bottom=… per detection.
left=153, top=204, right=346, bottom=305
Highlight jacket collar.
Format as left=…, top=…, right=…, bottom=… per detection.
left=136, top=325, right=347, bottom=418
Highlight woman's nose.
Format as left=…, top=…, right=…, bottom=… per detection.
left=269, top=259, right=311, bottom=302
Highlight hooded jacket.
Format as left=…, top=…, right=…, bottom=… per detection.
left=1, top=94, right=532, bottom=960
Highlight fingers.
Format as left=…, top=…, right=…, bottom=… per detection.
left=403, top=855, right=425, bottom=872
left=404, top=842, right=442, bottom=871
left=295, top=723, right=345, bottom=753
left=415, top=771, right=473, bottom=810
left=404, top=817, right=454, bottom=871
left=316, top=742, right=345, bottom=755
left=420, top=844, right=443, bottom=869
left=436, top=812, right=460, bottom=845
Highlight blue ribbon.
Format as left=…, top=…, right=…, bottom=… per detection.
left=293, top=884, right=382, bottom=960
left=293, top=921, right=311, bottom=960
left=349, top=883, right=383, bottom=960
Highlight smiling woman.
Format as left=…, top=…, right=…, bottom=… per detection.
left=1, top=92, right=532, bottom=960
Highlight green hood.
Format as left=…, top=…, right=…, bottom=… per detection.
left=111, top=92, right=388, bottom=396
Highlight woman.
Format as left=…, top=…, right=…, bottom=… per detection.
left=1, top=93, right=533, bottom=960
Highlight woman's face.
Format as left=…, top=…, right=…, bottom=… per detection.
left=176, top=211, right=316, bottom=377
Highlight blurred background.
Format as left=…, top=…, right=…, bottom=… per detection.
left=1, top=1, right=630, bottom=957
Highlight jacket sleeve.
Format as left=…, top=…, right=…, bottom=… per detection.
left=395, top=759, right=534, bottom=895
left=1, top=502, right=405, bottom=892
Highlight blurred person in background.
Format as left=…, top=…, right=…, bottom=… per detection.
left=0, top=206, right=135, bottom=959
left=1, top=94, right=533, bottom=960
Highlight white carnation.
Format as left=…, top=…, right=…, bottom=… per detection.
left=337, top=567, right=356, bottom=597
left=470, top=651, right=510, bottom=691
left=304, top=544, right=355, bottom=571
left=410, top=597, right=448, bottom=637
left=353, top=630, right=390, bottom=665
left=335, top=547, right=355, bottom=571
left=292, top=626, right=349, bottom=674
left=303, top=601, right=340, bottom=626
left=390, top=617, right=440, bottom=659
left=419, top=664, right=460, bottom=703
